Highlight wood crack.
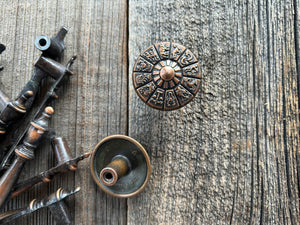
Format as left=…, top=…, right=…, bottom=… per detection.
left=293, top=0, right=300, bottom=200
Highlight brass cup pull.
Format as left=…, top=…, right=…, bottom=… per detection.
left=90, top=135, right=151, bottom=198
left=99, top=156, right=129, bottom=186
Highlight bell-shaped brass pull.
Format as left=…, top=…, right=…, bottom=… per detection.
left=90, top=135, right=151, bottom=198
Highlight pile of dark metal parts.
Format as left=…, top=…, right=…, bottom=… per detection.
left=0, top=26, right=156, bottom=225
left=0, top=27, right=87, bottom=225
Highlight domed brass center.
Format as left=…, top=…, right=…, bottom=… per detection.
left=160, top=66, right=175, bottom=81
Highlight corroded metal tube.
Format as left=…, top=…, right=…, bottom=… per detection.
left=0, top=90, right=33, bottom=134
left=0, top=107, right=54, bottom=208
left=99, top=156, right=129, bottom=186
left=52, top=137, right=76, bottom=170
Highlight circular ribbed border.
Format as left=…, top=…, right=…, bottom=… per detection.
left=132, top=42, right=201, bottom=111
left=90, top=135, right=151, bottom=198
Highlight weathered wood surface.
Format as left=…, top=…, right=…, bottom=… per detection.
left=128, top=0, right=300, bottom=224
left=0, top=0, right=299, bottom=225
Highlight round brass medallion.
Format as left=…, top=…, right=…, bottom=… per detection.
left=132, top=42, right=201, bottom=110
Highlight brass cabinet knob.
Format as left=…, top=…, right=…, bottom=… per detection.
left=132, top=42, right=201, bottom=110
left=90, top=135, right=151, bottom=198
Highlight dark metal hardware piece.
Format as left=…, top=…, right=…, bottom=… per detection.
left=0, top=56, right=76, bottom=173
left=90, top=135, right=151, bottom=198
left=0, top=107, right=54, bottom=208
left=35, top=56, right=74, bottom=80
left=0, top=28, right=68, bottom=136
left=0, top=44, right=5, bottom=71
left=11, top=137, right=90, bottom=198
left=18, top=27, right=68, bottom=108
left=0, top=186, right=80, bottom=225
left=35, top=27, right=67, bottom=59
left=0, top=90, right=33, bottom=134
left=100, top=156, right=129, bottom=186
left=132, top=42, right=201, bottom=110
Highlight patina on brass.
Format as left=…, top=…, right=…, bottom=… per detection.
left=0, top=55, right=76, bottom=173
left=0, top=90, right=33, bottom=134
left=35, top=27, right=67, bottom=59
left=100, top=156, right=129, bottom=186
left=18, top=27, right=68, bottom=108
left=90, top=135, right=151, bottom=198
left=0, top=107, right=54, bottom=208
left=133, top=42, right=201, bottom=110
left=0, top=27, right=70, bottom=137
left=0, top=187, right=80, bottom=225
left=11, top=137, right=89, bottom=198
left=0, top=44, right=35, bottom=134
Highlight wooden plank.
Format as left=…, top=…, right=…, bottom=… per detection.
left=0, top=0, right=128, bottom=224
left=128, top=0, right=299, bottom=224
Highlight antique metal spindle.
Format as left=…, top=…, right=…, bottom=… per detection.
left=0, top=106, right=54, bottom=208
left=11, top=137, right=90, bottom=198
left=0, top=55, right=76, bottom=172
left=0, top=187, right=80, bottom=225
left=18, top=27, right=68, bottom=105
left=0, top=28, right=69, bottom=136
left=0, top=90, right=33, bottom=135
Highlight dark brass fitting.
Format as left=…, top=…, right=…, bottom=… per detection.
left=0, top=107, right=54, bottom=208
left=90, top=135, right=151, bottom=198
left=34, top=56, right=74, bottom=81
left=51, top=137, right=78, bottom=171
left=99, top=156, right=129, bottom=186
left=17, top=27, right=69, bottom=109
left=132, top=42, right=201, bottom=110
left=34, top=27, right=67, bottom=59
left=0, top=187, right=80, bottom=225
left=11, top=137, right=89, bottom=199
left=0, top=44, right=5, bottom=71
left=0, top=90, right=33, bottom=134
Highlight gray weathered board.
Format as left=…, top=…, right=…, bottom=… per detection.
left=0, top=0, right=299, bottom=224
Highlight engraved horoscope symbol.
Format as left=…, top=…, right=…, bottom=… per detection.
left=183, top=78, right=198, bottom=92
left=136, top=58, right=152, bottom=72
left=166, top=91, right=177, bottom=107
left=184, top=64, right=199, bottom=76
left=139, top=83, right=155, bottom=97
left=171, top=44, right=183, bottom=59
left=179, top=51, right=194, bottom=66
left=151, top=90, right=164, bottom=105
left=158, top=43, right=170, bottom=58
left=176, top=86, right=190, bottom=100
left=136, top=74, right=151, bottom=86
left=144, top=48, right=159, bottom=63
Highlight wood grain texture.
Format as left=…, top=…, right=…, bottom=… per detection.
left=128, top=0, right=299, bottom=224
left=0, top=0, right=127, bottom=225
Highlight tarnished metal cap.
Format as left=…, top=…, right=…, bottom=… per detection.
left=132, top=42, right=201, bottom=110
left=90, top=135, right=151, bottom=198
